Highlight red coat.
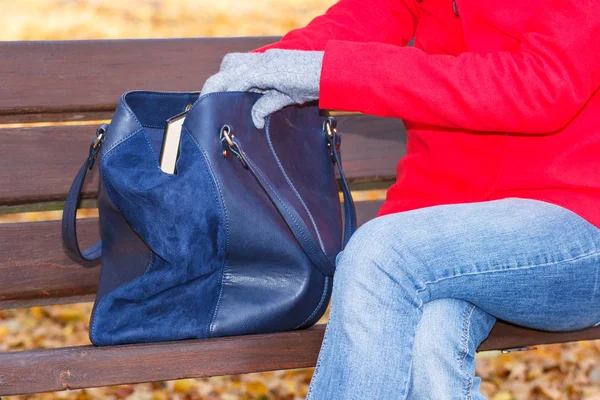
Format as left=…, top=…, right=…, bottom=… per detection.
left=257, top=0, right=600, bottom=228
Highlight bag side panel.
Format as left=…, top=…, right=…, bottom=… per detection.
left=90, top=130, right=225, bottom=345
left=184, top=93, right=330, bottom=337
left=93, top=177, right=153, bottom=307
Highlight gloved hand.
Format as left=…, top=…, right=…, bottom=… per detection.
left=201, top=49, right=324, bottom=129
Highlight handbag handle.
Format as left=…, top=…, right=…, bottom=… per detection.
left=222, top=117, right=356, bottom=276
left=61, top=124, right=107, bottom=264
left=62, top=119, right=357, bottom=276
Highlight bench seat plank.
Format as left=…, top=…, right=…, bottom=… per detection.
left=1, top=323, right=599, bottom=396
left=0, top=326, right=325, bottom=396
left=0, top=115, right=404, bottom=205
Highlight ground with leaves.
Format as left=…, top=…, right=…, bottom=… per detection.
left=1, top=0, right=600, bottom=399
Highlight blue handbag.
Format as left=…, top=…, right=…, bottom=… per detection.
left=62, top=91, right=356, bottom=346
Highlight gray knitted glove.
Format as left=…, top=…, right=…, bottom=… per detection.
left=201, top=49, right=324, bottom=129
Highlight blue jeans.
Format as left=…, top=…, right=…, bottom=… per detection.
left=306, top=198, right=600, bottom=399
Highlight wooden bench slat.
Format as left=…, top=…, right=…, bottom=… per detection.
left=1, top=323, right=599, bottom=396
left=0, top=219, right=100, bottom=310
left=0, top=115, right=405, bottom=206
left=0, top=201, right=384, bottom=310
left=478, top=322, right=600, bottom=352
left=0, top=110, right=114, bottom=124
left=0, top=326, right=325, bottom=396
left=0, top=38, right=277, bottom=120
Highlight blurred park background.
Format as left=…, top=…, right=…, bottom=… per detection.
left=2, top=0, right=600, bottom=399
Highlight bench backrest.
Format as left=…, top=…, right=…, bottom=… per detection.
left=0, top=37, right=406, bottom=310
left=4, top=41, right=600, bottom=397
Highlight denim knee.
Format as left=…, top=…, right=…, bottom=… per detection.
left=331, top=216, right=420, bottom=325
left=334, top=214, right=426, bottom=291
left=336, top=216, right=404, bottom=274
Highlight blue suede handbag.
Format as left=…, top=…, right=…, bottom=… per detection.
left=62, top=91, right=356, bottom=346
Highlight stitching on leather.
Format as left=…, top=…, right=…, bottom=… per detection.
left=244, top=155, right=334, bottom=275
left=125, top=91, right=200, bottom=98
left=101, top=128, right=144, bottom=210
left=264, top=115, right=327, bottom=253
left=119, top=91, right=259, bottom=139
left=182, top=126, right=229, bottom=338
left=185, top=91, right=261, bottom=116
left=120, top=96, right=143, bottom=129
left=246, top=156, right=314, bottom=253
left=293, top=276, right=330, bottom=330
left=340, top=177, right=356, bottom=239
left=143, top=253, right=157, bottom=274
left=103, top=98, right=143, bottom=155
left=86, top=244, right=102, bottom=258
left=90, top=304, right=99, bottom=342
left=249, top=156, right=333, bottom=275
left=103, top=127, right=144, bottom=161
left=140, top=128, right=160, bottom=164
left=100, top=162, right=119, bottom=212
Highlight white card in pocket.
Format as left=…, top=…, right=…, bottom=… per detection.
left=159, top=109, right=189, bottom=174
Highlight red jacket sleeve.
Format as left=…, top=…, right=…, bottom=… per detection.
left=253, top=0, right=417, bottom=52
left=320, top=0, right=600, bottom=134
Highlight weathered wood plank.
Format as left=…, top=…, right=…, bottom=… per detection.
left=0, top=219, right=101, bottom=310
left=0, top=115, right=405, bottom=205
left=0, top=38, right=277, bottom=120
left=0, top=201, right=383, bottom=309
left=0, top=111, right=112, bottom=124
left=478, top=322, right=600, bottom=352
left=0, top=327, right=325, bottom=396
left=1, top=323, right=599, bottom=396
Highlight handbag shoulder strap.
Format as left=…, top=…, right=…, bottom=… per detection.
left=223, top=117, right=356, bottom=277
left=62, top=124, right=107, bottom=263
left=63, top=120, right=357, bottom=276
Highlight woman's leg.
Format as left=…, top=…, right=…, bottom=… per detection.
left=408, top=299, right=495, bottom=399
left=306, top=198, right=600, bottom=400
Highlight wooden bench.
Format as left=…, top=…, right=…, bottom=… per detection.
left=1, top=37, right=600, bottom=397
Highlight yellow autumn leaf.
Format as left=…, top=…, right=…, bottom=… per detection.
left=527, top=366, right=543, bottom=380
left=245, top=381, right=269, bottom=396
left=29, top=306, right=45, bottom=320
left=0, top=326, right=9, bottom=339
left=173, top=379, right=196, bottom=393
left=492, top=392, right=513, bottom=400
left=54, top=307, right=84, bottom=323
left=152, top=392, right=167, bottom=400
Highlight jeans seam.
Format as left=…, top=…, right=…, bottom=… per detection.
left=415, top=248, right=600, bottom=294
left=459, top=303, right=476, bottom=400
left=306, top=308, right=332, bottom=400
left=399, top=329, right=417, bottom=398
